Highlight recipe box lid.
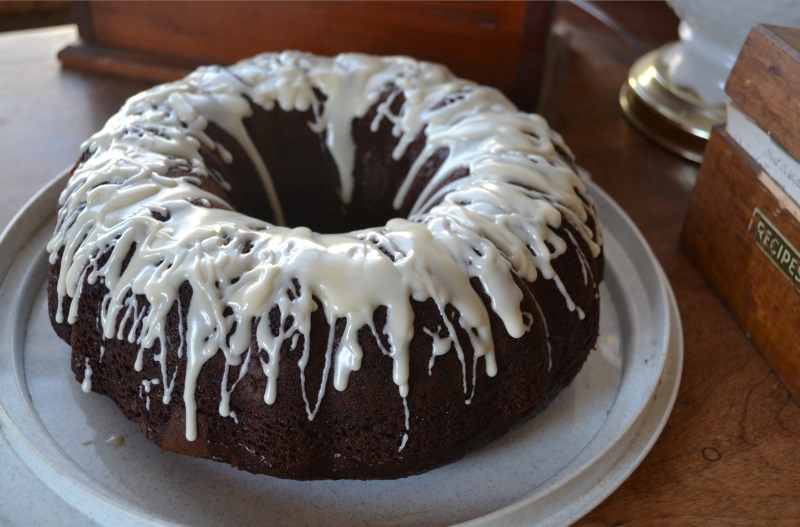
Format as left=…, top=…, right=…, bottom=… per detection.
left=726, top=24, right=800, bottom=163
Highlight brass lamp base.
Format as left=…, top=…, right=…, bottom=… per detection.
left=620, top=42, right=726, bottom=163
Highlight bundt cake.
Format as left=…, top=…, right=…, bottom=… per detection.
left=46, top=51, right=603, bottom=480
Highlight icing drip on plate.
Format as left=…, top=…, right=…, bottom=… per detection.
left=47, top=51, right=602, bottom=445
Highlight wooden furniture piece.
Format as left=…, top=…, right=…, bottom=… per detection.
left=683, top=127, right=800, bottom=402
left=682, top=25, right=800, bottom=402
left=1, top=2, right=798, bottom=525
left=0, top=0, right=71, bottom=32
left=58, top=0, right=553, bottom=111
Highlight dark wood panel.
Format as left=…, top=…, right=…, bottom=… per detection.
left=61, top=0, right=553, bottom=110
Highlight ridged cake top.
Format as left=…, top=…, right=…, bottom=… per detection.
left=47, top=51, right=602, bottom=449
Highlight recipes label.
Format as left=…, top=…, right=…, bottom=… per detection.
left=749, top=208, right=800, bottom=289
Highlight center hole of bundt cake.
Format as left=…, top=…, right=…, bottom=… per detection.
left=264, top=149, right=403, bottom=234
left=214, top=110, right=404, bottom=233
left=207, top=91, right=435, bottom=233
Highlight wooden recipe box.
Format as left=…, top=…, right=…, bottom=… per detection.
left=58, top=1, right=555, bottom=111
left=682, top=25, right=800, bottom=403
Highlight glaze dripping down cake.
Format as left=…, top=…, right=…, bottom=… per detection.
left=46, top=51, right=604, bottom=480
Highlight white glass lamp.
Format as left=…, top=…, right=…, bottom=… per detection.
left=620, top=0, right=800, bottom=162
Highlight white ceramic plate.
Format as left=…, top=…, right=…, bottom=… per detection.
left=0, top=172, right=682, bottom=527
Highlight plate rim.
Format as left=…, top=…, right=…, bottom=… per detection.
left=0, top=172, right=683, bottom=527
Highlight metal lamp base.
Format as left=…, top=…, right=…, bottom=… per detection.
left=620, top=42, right=726, bottom=163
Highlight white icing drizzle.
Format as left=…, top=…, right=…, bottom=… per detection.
left=47, top=52, right=602, bottom=445
left=399, top=397, right=410, bottom=452
left=220, top=346, right=251, bottom=417
left=82, top=357, right=93, bottom=393
left=141, top=378, right=160, bottom=411
left=104, top=434, right=125, bottom=447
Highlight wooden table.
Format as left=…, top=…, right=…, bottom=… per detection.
left=0, top=3, right=798, bottom=525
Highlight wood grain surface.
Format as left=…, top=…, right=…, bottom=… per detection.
left=0, top=1, right=799, bottom=525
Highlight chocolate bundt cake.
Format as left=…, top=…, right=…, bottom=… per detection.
left=46, top=51, right=603, bottom=480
